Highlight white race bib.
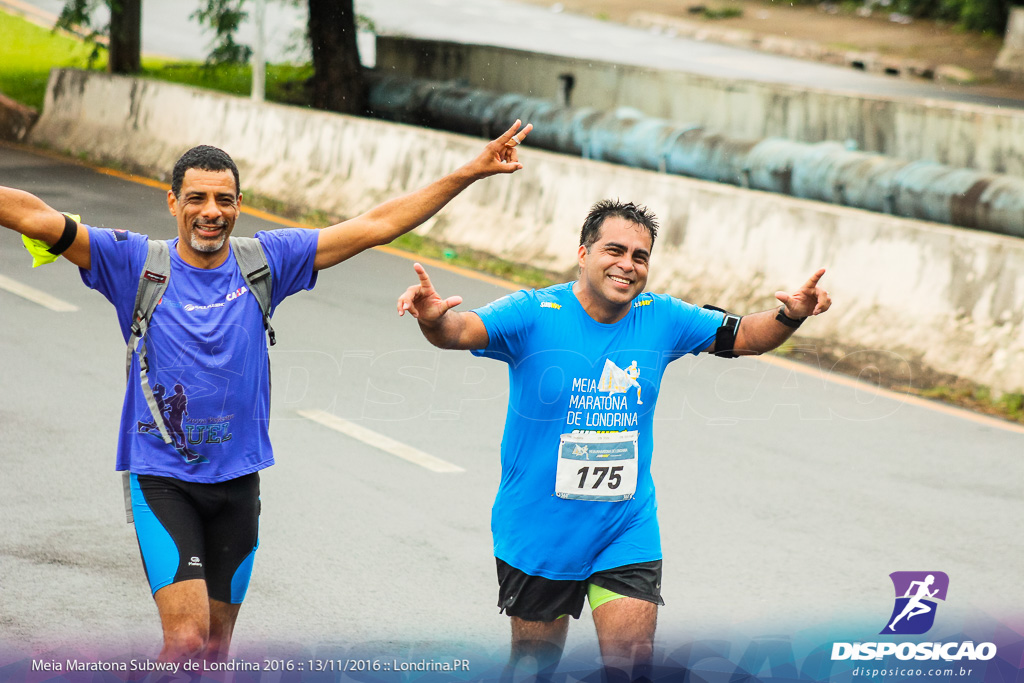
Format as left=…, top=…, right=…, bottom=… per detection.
left=555, top=431, right=638, bottom=502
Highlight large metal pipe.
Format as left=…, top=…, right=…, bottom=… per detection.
left=366, top=73, right=1024, bottom=237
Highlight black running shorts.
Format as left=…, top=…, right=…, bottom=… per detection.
left=496, top=558, right=664, bottom=622
left=129, top=472, right=260, bottom=604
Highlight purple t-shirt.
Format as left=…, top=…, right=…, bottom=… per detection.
left=80, top=226, right=319, bottom=483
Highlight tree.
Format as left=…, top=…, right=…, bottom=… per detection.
left=893, top=0, right=1023, bottom=33
left=57, top=0, right=252, bottom=72
left=56, top=0, right=140, bottom=74
left=191, top=0, right=252, bottom=65
left=58, top=0, right=367, bottom=114
left=108, top=0, right=141, bottom=73
left=307, top=0, right=364, bottom=115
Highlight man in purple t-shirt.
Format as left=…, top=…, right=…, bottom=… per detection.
left=0, top=120, right=531, bottom=662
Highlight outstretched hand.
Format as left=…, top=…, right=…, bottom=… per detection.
left=397, top=263, right=464, bottom=325
left=465, top=120, right=534, bottom=178
left=775, top=268, right=831, bottom=318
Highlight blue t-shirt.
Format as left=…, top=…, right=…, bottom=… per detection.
left=472, top=282, right=722, bottom=580
left=80, top=226, right=319, bottom=483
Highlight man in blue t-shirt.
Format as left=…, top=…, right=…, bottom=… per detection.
left=0, top=120, right=531, bottom=662
left=397, top=199, right=831, bottom=680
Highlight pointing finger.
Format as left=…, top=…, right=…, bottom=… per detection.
left=414, top=262, right=435, bottom=289
left=802, top=268, right=826, bottom=291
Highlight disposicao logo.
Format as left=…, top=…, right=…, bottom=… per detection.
left=881, top=571, right=948, bottom=635
left=831, top=571, right=997, bottom=663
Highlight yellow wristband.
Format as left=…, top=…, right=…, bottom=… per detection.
left=22, top=213, right=81, bottom=267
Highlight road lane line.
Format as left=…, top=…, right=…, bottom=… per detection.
left=0, top=274, right=79, bottom=312
left=297, top=409, right=465, bottom=473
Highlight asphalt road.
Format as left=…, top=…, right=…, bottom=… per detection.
left=1, top=145, right=1022, bottom=670
left=9, top=0, right=1024, bottom=109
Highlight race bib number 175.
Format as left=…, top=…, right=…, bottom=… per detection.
left=555, top=431, right=638, bottom=502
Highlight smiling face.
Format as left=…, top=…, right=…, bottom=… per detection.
left=167, top=168, right=241, bottom=268
left=573, top=216, right=653, bottom=324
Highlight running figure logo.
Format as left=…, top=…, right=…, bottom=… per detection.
left=137, top=383, right=207, bottom=464
left=598, top=359, right=643, bottom=405
left=880, top=571, right=949, bottom=635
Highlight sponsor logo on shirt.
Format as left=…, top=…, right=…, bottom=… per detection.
left=633, top=298, right=652, bottom=308
left=168, top=286, right=249, bottom=312
left=183, top=302, right=225, bottom=312
left=540, top=301, right=561, bottom=310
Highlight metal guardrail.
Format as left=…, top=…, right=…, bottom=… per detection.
left=366, top=73, right=1024, bottom=237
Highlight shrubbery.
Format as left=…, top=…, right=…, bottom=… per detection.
left=886, top=0, right=1021, bottom=33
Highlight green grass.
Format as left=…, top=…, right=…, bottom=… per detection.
left=142, top=62, right=314, bottom=106
left=243, top=193, right=562, bottom=290
left=701, top=6, right=744, bottom=19
left=915, top=386, right=1024, bottom=423
left=0, top=9, right=315, bottom=110
left=242, top=192, right=336, bottom=230
left=390, top=233, right=562, bottom=290
left=0, top=9, right=107, bottom=109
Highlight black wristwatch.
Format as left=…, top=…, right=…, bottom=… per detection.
left=775, top=306, right=806, bottom=329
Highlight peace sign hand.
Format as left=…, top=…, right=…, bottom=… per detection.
left=397, top=263, right=464, bottom=325
left=775, top=268, right=831, bottom=318
left=465, top=119, right=534, bottom=178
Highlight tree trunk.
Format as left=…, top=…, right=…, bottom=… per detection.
left=307, top=0, right=364, bottom=114
left=108, top=0, right=141, bottom=74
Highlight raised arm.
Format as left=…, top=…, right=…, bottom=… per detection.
left=397, top=263, right=490, bottom=350
left=706, top=268, right=831, bottom=356
left=0, top=186, right=91, bottom=268
left=313, top=120, right=532, bottom=271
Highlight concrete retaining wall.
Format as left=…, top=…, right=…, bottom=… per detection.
left=376, top=37, right=1024, bottom=178
left=29, top=69, right=1024, bottom=394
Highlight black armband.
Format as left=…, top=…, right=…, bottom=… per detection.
left=703, top=305, right=742, bottom=359
left=47, top=214, right=78, bottom=255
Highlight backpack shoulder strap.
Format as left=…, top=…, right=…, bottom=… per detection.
left=128, top=240, right=172, bottom=445
left=230, top=236, right=276, bottom=346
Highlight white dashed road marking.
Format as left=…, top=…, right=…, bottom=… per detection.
left=0, top=274, right=79, bottom=312
left=297, top=409, right=465, bottom=473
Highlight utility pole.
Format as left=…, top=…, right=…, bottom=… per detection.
left=251, top=0, right=266, bottom=102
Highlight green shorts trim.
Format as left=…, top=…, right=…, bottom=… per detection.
left=587, top=583, right=627, bottom=610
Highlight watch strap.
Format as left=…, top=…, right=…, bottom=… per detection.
left=775, top=306, right=806, bottom=329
